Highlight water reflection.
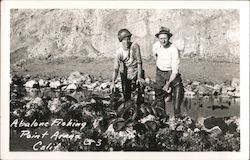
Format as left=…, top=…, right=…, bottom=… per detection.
left=167, top=95, right=240, bottom=121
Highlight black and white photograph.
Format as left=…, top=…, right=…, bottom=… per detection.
left=1, top=1, right=249, bottom=160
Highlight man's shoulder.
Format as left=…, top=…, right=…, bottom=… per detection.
left=131, top=42, right=140, bottom=50
left=170, top=43, right=178, bottom=51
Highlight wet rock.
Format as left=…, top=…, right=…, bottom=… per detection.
left=195, top=85, right=213, bottom=96
left=184, top=90, right=195, bottom=98
left=12, top=108, right=23, bottom=117
left=84, top=74, right=93, bottom=85
left=100, top=82, right=111, bottom=90
left=48, top=98, right=62, bottom=113
left=205, top=126, right=222, bottom=138
left=213, top=84, right=221, bottom=91
left=221, top=86, right=228, bottom=95
left=196, top=117, right=206, bottom=128
left=25, top=97, right=44, bottom=109
left=144, top=120, right=158, bottom=132
left=231, top=78, right=240, bottom=88
left=233, top=91, right=240, bottom=98
left=226, top=86, right=235, bottom=92
left=24, top=80, right=39, bottom=88
left=49, top=80, right=61, bottom=89
left=176, top=125, right=185, bottom=131
left=139, top=114, right=155, bottom=124
left=204, top=81, right=214, bottom=86
left=102, top=100, right=110, bottom=105
left=224, top=80, right=231, bottom=86
left=87, top=81, right=100, bottom=90
left=38, top=79, right=49, bottom=87
left=227, top=91, right=234, bottom=97
left=115, top=81, right=122, bottom=90
left=68, top=71, right=85, bottom=84
left=194, top=128, right=200, bottom=133
left=192, top=81, right=200, bottom=86
left=24, top=74, right=30, bottom=78
left=167, top=115, right=177, bottom=130
left=66, top=83, right=77, bottom=90
left=203, top=117, right=228, bottom=133
left=112, top=118, right=126, bottom=132
left=61, top=78, right=69, bottom=85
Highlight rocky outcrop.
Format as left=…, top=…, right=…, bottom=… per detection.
left=10, top=9, right=239, bottom=63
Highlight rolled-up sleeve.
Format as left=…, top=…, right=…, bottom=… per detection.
left=171, top=46, right=180, bottom=74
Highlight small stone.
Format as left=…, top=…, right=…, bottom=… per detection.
left=233, top=91, right=240, bottom=98
left=231, top=78, right=240, bottom=88
left=213, top=84, right=221, bottom=91
left=176, top=125, right=185, bottom=131
left=48, top=98, right=62, bottom=113
left=49, top=80, right=61, bottom=89
left=194, top=128, right=200, bottom=133
left=24, top=74, right=31, bottom=79
left=87, top=81, right=100, bottom=90
left=66, top=83, right=77, bottom=90
left=145, top=78, right=151, bottom=84
left=24, top=80, right=39, bottom=88
left=226, top=86, right=235, bottom=92
left=38, top=79, right=49, bottom=87
left=221, top=86, right=228, bottom=95
left=68, top=71, right=85, bottom=84
left=192, top=81, right=200, bottom=86
left=184, top=90, right=195, bottom=98
left=100, top=82, right=110, bottom=90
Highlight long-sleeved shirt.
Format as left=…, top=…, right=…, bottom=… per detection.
left=152, top=41, right=180, bottom=74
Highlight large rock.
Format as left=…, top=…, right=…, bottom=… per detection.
left=48, top=98, right=62, bottom=113
left=10, top=9, right=239, bottom=62
left=24, top=80, right=39, bottom=88
left=231, top=78, right=240, bottom=88
left=49, top=80, right=61, bottom=89
left=68, top=71, right=85, bottom=84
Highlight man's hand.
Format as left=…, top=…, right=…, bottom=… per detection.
left=136, top=78, right=145, bottom=86
left=110, top=82, right=116, bottom=93
left=163, top=82, right=171, bottom=93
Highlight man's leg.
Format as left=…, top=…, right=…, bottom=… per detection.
left=136, top=70, right=145, bottom=106
left=120, top=72, right=132, bottom=102
left=154, top=68, right=168, bottom=109
left=171, top=74, right=184, bottom=115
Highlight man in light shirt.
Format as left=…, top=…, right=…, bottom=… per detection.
left=152, top=26, right=184, bottom=116
left=111, top=29, right=145, bottom=105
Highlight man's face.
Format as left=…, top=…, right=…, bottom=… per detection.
left=121, top=36, right=131, bottom=50
left=158, top=34, right=170, bottom=47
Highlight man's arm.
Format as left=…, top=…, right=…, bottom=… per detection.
left=111, top=53, right=120, bottom=92
left=133, top=43, right=143, bottom=78
left=163, top=46, right=180, bottom=91
left=133, top=43, right=144, bottom=86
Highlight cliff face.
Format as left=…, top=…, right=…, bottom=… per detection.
left=10, top=9, right=239, bottom=63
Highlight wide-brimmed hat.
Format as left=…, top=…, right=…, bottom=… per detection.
left=155, top=26, right=173, bottom=38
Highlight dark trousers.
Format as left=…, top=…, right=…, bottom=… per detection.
left=154, top=67, right=184, bottom=115
left=120, top=71, right=145, bottom=106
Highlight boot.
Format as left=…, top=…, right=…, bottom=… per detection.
left=172, top=84, right=184, bottom=115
